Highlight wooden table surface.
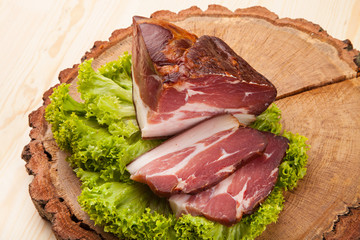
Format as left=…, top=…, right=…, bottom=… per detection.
left=1, top=0, right=359, bottom=239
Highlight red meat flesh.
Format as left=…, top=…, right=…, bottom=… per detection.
left=169, top=132, right=289, bottom=225
left=132, top=16, right=277, bottom=138
left=127, top=114, right=268, bottom=197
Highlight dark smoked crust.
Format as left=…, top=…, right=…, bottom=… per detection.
left=151, top=5, right=360, bottom=75
left=22, top=5, right=359, bottom=240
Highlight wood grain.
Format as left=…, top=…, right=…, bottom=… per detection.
left=260, top=78, right=360, bottom=239
left=1, top=1, right=360, bottom=239
left=19, top=4, right=360, bottom=240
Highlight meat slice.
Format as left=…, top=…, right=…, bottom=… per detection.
left=132, top=16, right=277, bottom=138
left=126, top=114, right=268, bottom=197
left=169, top=132, right=289, bottom=226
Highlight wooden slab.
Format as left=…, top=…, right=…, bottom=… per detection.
left=22, top=5, right=360, bottom=240
left=260, top=78, right=360, bottom=239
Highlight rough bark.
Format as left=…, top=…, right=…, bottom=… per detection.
left=22, top=5, right=360, bottom=239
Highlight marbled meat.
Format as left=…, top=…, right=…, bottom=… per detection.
left=169, top=132, right=289, bottom=225
left=132, top=16, right=277, bottom=138
left=127, top=114, right=268, bottom=197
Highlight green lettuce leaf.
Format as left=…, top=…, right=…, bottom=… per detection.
left=174, top=214, right=215, bottom=240
left=250, top=104, right=282, bottom=135
left=98, top=51, right=132, bottom=90
left=78, top=171, right=175, bottom=239
left=45, top=53, right=310, bottom=240
left=45, top=55, right=160, bottom=182
left=78, top=57, right=132, bottom=103
left=277, top=131, right=309, bottom=190
left=45, top=84, right=86, bottom=144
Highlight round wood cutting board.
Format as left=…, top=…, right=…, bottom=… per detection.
left=22, top=5, right=360, bottom=240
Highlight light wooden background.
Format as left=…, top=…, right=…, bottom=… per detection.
left=0, top=0, right=359, bottom=239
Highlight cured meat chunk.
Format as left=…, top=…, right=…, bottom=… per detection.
left=132, top=16, right=277, bottom=138
left=169, top=132, right=289, bottom=226
left=127, top=114, right=268, bottom=197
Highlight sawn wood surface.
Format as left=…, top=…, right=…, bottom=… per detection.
left=21, top=5, right=360, bottom=240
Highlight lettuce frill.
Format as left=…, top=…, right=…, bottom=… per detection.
left=45, top=53, right=309, bottom=240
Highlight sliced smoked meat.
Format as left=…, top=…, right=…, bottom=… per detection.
left=169, top=132, right=289, bottom=226
left=132, top=16, right=277, bottom=138
left=126, top=114, right=268, bottom=197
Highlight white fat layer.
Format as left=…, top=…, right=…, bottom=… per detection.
left=133, top=75, right=258, bottom=138
left=212, top=173, right=236, bottom=196
left=205, top=171, right=252, bottom=219
left=215, top=164, right=235, bottom=175
left=175, top=102, right=248, bottom=113
left=141, top=115, right=209, bottom=138
left=269, top=167, right=279, bottom=178
left=127, top=114, right=239, bottom=174
left=134, top=73, right=266, bottom=138
left=164, top=146, right=238, bottom=178
left=169, top=166, right=279, bottom=219
left=187, top=89, right=207, bottom=97
left=144, top=80, right=259, bottom=137
left=158, top=128, right=236, bottom=186
left=244, top=92, right=253, bottom=97
left=169, top=194, right=191, bottom=217
left=234, top=179, right=251, bottom=217
left=169, top=145, right=282, bottom=220
left=263, top=150, right=274, bottom=159
left=233, top=113, right=256, bottom=125
left=213, top=147, right=251, bottom=165
left=139, top=103, right=255, bottom=138
left=228, top=80, right=241, bottom=84
left=132, top=71, right=151, bottom=131
left=175, top=173, right=195, bottom=190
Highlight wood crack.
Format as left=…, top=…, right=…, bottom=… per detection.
left=323, top=204, right=360, bottom=239
left=21, top=4, right=360, bottom=240
left=276, top=75, right=359, bottom=101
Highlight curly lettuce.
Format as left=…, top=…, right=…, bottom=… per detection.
left=45, top=54, right=160, bottom=182
left=77, top=174, right=175, bottom=239
left=45, top=53, right=309, bottom=240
